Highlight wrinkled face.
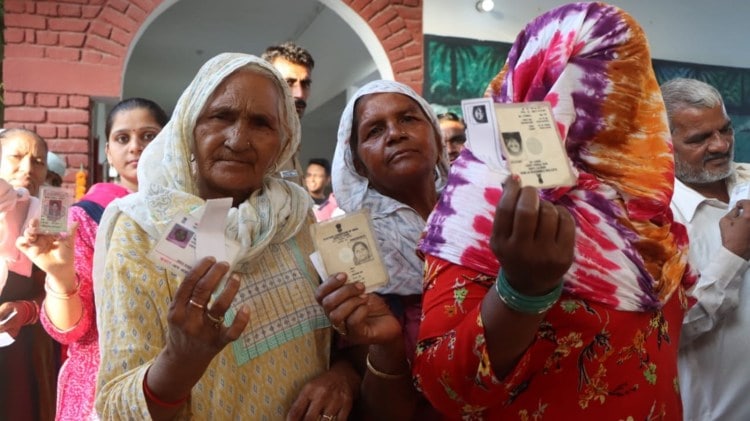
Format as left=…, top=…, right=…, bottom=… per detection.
left=0, top=132, right=47, bottom=196
left=106, top=107, right=162, bottom=192
left=671, top=103, right=734, bottom=186
left=440, top=119, right=466, bottom=163
left=272, top=57, right=311, bottom=117
left=305, top=163, right=329, bottom=195
left=193, top=69, right=282, bottom=203
left=353, top=93, right=439, bottom=197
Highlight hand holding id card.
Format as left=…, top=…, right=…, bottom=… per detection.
left=309, top=210, right=388, bottom=293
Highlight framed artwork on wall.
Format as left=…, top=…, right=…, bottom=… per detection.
left=425, top=34, right=750, bottom=162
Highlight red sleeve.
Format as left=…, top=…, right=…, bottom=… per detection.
left=414, top=255, right=535, bottom=416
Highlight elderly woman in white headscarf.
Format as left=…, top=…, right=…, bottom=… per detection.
left=315, top=80, right=449, bottom=419
left=94, top=53, right=358, bottom=420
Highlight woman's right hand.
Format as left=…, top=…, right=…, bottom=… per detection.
left=490, top=177, right=576, bottom=296
left=15, top=218, right=77, bottom=282
left=315, top=273, right=401, bottom=345
left=164, top=257, right=250, bottom=365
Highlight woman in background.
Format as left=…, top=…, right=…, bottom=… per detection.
left=18, top=98, right=168, bottom=420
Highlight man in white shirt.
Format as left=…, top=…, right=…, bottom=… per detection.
left=664, top=78, right=750, bottom=421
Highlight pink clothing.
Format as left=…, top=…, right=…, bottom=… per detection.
left=0, top=179, right=39, bottom=283
left=40, top=183, right=129, bottom=420
left=312, top=193, right=342, bottom=222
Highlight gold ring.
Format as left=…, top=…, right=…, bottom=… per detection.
left=205, top=311, right=224, bottom=325
left=331, top=322, right=347, bottom=336
left=188, top=298, right=206, bottom=310
left=319, top=415, right=336, bottom=421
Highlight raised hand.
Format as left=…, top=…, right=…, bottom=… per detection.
left=164, top=257, right=250, bottom=365
left=16, top=218, right=77, bottom=281
left=315, top=273, right=401, bottom=345
left=489, top=177, right=576, bottom=296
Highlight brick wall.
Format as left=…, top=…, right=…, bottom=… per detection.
left=345, top=0, right=424, bottom=93
left=3, top=0, right=164, bottom=184
left=3, top=0, right=424, bottom=184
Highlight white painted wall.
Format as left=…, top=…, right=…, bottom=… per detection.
left=424, top=0, right=750, bottom=68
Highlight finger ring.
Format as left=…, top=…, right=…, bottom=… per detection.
left=188, top=298, right=206, bottom=310
left=319, top=415, right=336, bottom=421
left=332, top=322, right=347, bottom=336
left=205, top=311, right=224, bottom=325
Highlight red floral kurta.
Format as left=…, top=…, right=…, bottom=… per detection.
left=414, top=256, right=687, bottom=420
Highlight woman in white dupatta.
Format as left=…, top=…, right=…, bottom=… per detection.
left=94, top=53, right=358, bottom=420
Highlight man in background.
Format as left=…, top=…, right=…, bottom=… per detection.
left=663, top=77, right=750, bottom=421
left=305, top=158, right=341, bottom=221
left=262, top=41, right=314, bottom=118
left=262, top=41, right=315, bottom=183
left=438, top=112, right=467, bottom=163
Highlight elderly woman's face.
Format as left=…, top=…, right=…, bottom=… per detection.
left=193, top=69, right=282, bottom=202
left=354, top=93, right=438, bottom=195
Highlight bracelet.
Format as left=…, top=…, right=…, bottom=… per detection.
left=143, top=367, right=189, bottom=408
left=365, top=353, right=408, bottom=380
left=18, top=300, right=39, bottom=325
left=495, top=269, right=563, bottom=314
left=45, top=276, right=80, bottom=300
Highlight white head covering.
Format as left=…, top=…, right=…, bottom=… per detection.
left=95, top=53, right=311, bottom=274
left=332, top=80, right=450, bottom=295
left=46, top=152, right=66, bottom=178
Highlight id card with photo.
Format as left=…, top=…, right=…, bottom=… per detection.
left=309, top=210, right=388, bottom=293
left=39, top=186, right=70, bottom=234
left=494, top=102, right=575, bottom=188
left=148, top=199, right=239, bottom=280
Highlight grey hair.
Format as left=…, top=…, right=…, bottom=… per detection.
left=660, top=78, right=724, bottom=132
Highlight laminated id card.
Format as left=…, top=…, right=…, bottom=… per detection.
left=309, top=210, right=388, bottom=293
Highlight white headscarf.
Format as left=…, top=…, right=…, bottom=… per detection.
left=95, top=53, right=311, bottom=275
left=332, top=80, right=450, bottom=295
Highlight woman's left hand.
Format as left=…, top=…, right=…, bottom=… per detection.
left=286, top=359, right=359, bottom=421
left=316, top=273, right=401, bottom=345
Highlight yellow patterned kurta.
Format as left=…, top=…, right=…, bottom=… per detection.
left=95, top=213, right=330, bottom=420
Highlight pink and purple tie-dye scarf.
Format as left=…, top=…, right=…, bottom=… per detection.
left=419, top=2, right=695, bottom=311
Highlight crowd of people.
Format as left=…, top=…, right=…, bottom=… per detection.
left=1, top=2, right=748, bottom=420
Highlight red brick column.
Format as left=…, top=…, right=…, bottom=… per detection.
left=343, top=0, right=424, bottom=94
left=3, top=0, right=164, bottom=184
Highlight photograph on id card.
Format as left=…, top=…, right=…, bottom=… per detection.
left=494, top=101, right=576, bottom=188
left=39, top=186, right=70, bottom=234
left=310, top=210, right=388, bottom=293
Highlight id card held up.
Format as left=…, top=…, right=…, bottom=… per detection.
left=462, top=98, right=575, bottom=188
left=39, top=186, right=70, bottom=234
left=309, top=210, right=388, bottom=293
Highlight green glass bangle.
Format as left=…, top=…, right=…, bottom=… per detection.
left=494, top=269, right=563, bottom=314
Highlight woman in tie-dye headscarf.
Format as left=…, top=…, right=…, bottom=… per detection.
left=413, top=2, right=696, bottom=419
